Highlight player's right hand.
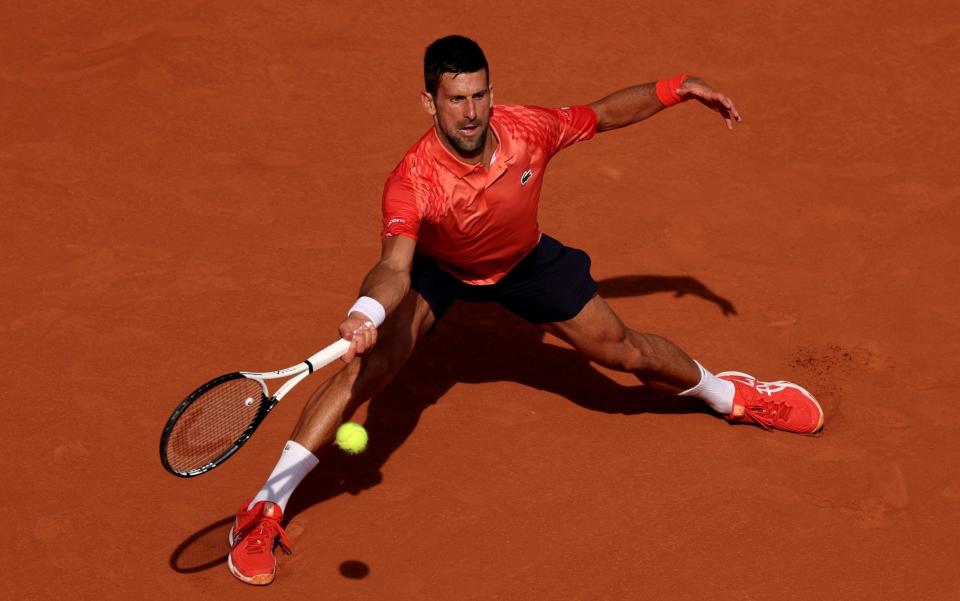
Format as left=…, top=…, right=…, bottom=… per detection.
left=340, top=312, right=378, bottom=362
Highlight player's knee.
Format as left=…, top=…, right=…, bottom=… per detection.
left=359, top=352, right=394, bottom=384
left=610, top=332, right=663, bottom=375
left=354, top=341, right=412, bottom=390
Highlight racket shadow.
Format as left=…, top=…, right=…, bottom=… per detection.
left=168, top=516, right=233, bottom=573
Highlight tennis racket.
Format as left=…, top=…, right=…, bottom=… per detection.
left=160, top=338, right=351, bottom=477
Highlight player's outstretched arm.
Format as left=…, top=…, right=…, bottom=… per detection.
left=589, top=75, right=741, bottom=132
left=589, top=83, right=663, bottom=132
left=340, top=235, right=416, bottom=361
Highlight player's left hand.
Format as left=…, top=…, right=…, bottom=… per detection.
left=676, top=76, right=742, bottom=130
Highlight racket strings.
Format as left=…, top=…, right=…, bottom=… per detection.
left=165, top=377, right=265, bottom=473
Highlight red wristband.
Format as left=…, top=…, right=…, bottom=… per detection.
left=655, top=73, right=689, bottom=107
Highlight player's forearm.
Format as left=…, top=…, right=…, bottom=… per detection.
left=357, top=261, right=411, bottom=317
left=589, top=83, right=665, bottom=132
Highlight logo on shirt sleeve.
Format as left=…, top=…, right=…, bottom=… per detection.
left=520, top=169, right=534, bottom=186
left=384, top=217, right=407, bottom=237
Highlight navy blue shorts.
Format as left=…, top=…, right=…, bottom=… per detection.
left=411, top=234, right=598, bottom=324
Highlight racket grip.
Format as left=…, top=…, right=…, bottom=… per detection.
left=305, top=339, right=351, bottom=372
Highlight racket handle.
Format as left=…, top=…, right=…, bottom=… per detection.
left=305, top=339, right=351, bottom=372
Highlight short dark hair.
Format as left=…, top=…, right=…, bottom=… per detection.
left=423, top=35, right=489, bottom=96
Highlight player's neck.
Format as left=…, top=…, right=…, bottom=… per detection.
left=480, top=129, right=499, bottom=170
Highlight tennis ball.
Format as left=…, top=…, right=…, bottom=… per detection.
left=335, top=422, right=368, bottom=454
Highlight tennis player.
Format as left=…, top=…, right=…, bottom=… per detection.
left=227, top=35, right=824, bottom=585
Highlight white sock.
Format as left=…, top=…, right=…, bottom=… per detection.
left=248, top=440, right=319, bottom=513
left=679, top=361, right=735, bottom=415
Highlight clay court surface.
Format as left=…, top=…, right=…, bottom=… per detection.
left=4, top=1, right=959, bottom=599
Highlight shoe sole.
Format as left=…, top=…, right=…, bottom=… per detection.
left=227, top=525, right=276, bottom=585
left=717, top=371, right=825, bottom=434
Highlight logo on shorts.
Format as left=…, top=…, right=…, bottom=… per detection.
left=520, top=169, right=534, bottom=186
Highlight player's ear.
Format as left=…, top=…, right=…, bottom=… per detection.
left=489, top=83, right=494, bottom=104
left=421, top=91, right=437, bottom=116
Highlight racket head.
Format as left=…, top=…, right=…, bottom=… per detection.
left=160, top=372, right=273, bottom=477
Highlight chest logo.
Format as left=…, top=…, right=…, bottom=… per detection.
left=520, top=169, right=534, bottom=186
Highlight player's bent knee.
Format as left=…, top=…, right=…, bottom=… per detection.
left=598, top=333, right=663, bottom=375
left=625, top=332, right=669, bottom=375
left=360, top=351, right=396, bottom=382
left=352, top=341, right=412, bottom=393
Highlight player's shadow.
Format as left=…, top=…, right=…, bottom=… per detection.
left=284, top=274, right=736, bottom=520
left=168, top=274, right=735, bottom=573
left=598, top=275, right=737, bottom=316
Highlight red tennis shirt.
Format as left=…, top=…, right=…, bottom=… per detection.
left=381, top=104, right=598, bottom=284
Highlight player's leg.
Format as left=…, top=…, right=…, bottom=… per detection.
left=540, top=294, right=701, bottom=392
left=290, top=288, right=435, bottom=451
left=228, top=289, right=436, bottom=585
left=496, top=234, right=823, bottom=435
left=228, top=251, right=463, bottom=585
left=541, top=295, right=824, bottom=434
left=495, top=235, right=714, bottom=396
left=542, top=295, right=823, bottom=433
left=539, top=295, right=735, bottom=413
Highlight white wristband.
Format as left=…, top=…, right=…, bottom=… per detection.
left=348, top=296, right=386, bottom=327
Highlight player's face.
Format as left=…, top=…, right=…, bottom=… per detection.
left=423, top=70, right=493, bottom=160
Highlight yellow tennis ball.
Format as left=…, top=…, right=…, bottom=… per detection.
left=335, top=422, right=368, bottom=454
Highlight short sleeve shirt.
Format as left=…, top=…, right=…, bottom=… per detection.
left=381, top=104, right=597, bottom=285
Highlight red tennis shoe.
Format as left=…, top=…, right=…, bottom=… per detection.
left=718, top=371, right=824, bottom=434
left=228, top=500, right=291, bottom=585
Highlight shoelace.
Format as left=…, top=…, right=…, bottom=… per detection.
left=740, top=384, right=794, bottom=429
left=742, top=400, right=793, bottom=430
left=236, top=517, right=292, bottom=555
